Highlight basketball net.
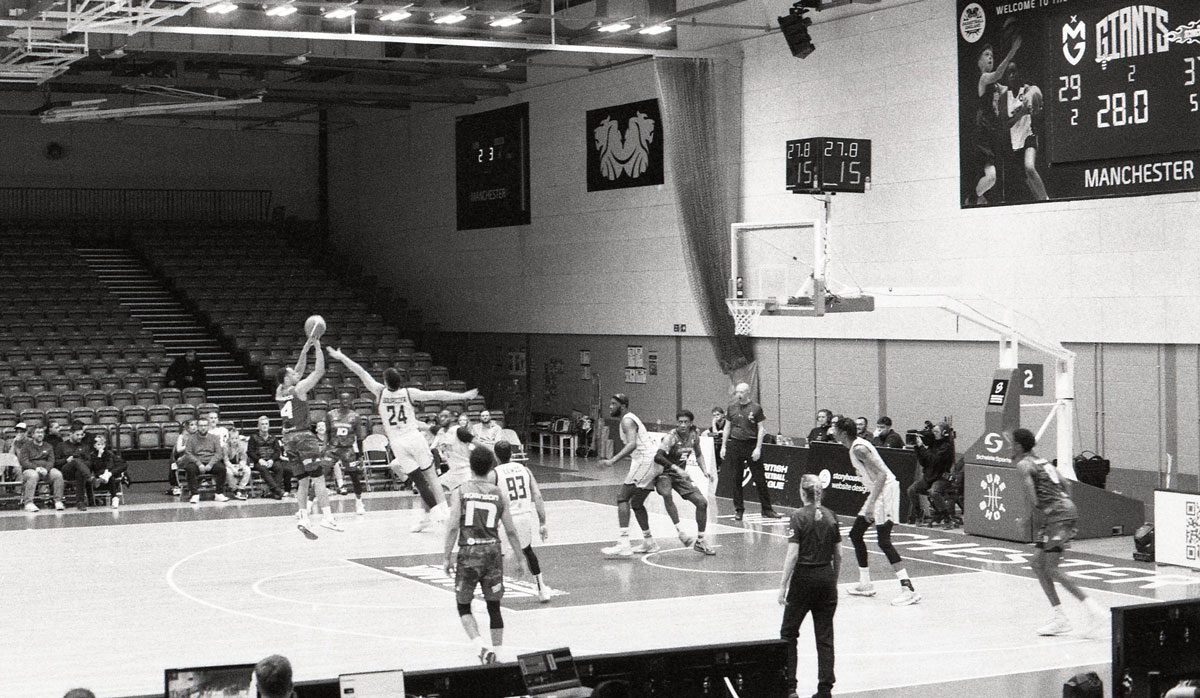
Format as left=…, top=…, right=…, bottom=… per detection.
left=726, top=298, right=764, bottom=336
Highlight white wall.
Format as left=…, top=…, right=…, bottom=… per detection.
left=0, top=116, right=319, bottom=218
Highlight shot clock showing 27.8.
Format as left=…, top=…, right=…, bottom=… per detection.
left=1048, top=0, right=1200, bottom=165
left=785, top=137, right=872, bottom=193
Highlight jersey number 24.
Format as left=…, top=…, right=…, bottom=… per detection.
left=385, top=404, right=408, bottom=426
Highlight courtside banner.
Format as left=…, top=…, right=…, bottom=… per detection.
left=956, top=0, right=1200, bottom=207
left=1154, top=489, right=1200, bottom=570
left=586, top=99, right=665, bottom=192
left=717, top=442, right=917, bottom=521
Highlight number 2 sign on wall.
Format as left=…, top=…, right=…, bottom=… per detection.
left=1017, top=363, right=1044, bottom=397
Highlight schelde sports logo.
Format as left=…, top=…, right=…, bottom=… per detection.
left=979, top=473, right=1007, bottom=521
left=1062, top=16, right=1087, bottom=65
left=960, top=3, right=986, bottom=43
left=984, top=432, right=1004, bottom=454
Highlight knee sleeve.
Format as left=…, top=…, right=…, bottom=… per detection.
left=876, top=521, right=902, bottom=565
left=849, top=516, right=870, bottom=568
left=522, top=546, right=541, bottom=577
left=456, top=602, right=472, bottom=617
left=486, top=600, right=503, bottom=629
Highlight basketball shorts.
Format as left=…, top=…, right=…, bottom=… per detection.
left=455, top=545, right=504, bottom=604
left=439, top=465, right=470, bottom=493
left=624, top=455, right=658, bottom=490
left=656, top=471, right=700, bottom=500
left=1036, top=519, right=1077, bottom=552
left=508, top=511, right=537, bottom=550
left=388, top=431, right=434, bottom=475
left=872, top=479, right=900, bottom=524
left=328, top=445, right=359, bottom=470
left=282, top=431, right=326, bottom=477
left=1022, top=134, right=1039, bottom=152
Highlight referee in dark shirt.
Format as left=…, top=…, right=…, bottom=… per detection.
left=779, top=474, right=840, bottom=698
left=720, top=382, right=781, bottom=521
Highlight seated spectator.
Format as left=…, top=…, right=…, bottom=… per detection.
left=871, top=416, right=905, bottom=449
left=44, top=420, right=66, bottom=451
left=704, top=407, right=727, bottom=470
left=907, top=422, right=955, bottom=524
left=807, top=409, right=834, bottom=444
left=55, top=421, right=93, bottom=511
left=933, top=456, right=966, bottom=528
left=855, top=416, right=872, bottom=440
left=169, top=419, right=197, bottom=496
left=18, top=425, right=63, bottom=512
left=177, top=417, right=228, bottom=505
left=248, top=415, right=289, bottom=499
left=86, top=431, right=127, bottom=508
left=205, top=410, right=228, bottom=446
left=6, top=421, right=27, bottom=455
left=254, top=654, right=294, bottom=698
left=456, top=412, right=471, bottom=430
left=165, top=349, right=207, bottom=390
left=471, top=410, right=503, bottom=447
left=224, top=424, right=251, bottom=500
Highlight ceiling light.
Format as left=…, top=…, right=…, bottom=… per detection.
left=206, top=1, right=238, bottom=13
left=323, top=5, right=356, bottom=18
left=265, top=2, right=298, bottom=16
left=488, top=15, right=522, bottom=27
left=379, top=7, right=412, bottom=20
left=637, top=23, right=671, bottom=35
left=597, top=20, right=632, bottom=32
left=433, top=11, right=467, bottom=24
left=282, top=54, right=308, bottom=65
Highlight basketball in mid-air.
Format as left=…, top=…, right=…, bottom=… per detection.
left=1022, top=85, right=1043, bottom=117
left=304, top=314, right=326, bottom=339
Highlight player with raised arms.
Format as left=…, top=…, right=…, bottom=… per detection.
left=325, top=347, right=478, bottom=524
left=443, top=447, right=526, bottom=665
left=276, top=324, right=341, bottom=535
left=831, top=416, right=920, bottom=606
left=492, top=439, right=555, bottom=602
left=966, top=33, right=1022, bottom=206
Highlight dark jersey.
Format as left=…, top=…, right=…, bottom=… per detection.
left=326, top=409, right=361, bottom=449
left=278, top=392, right=310, bottom=432
left=458, top=479, right=507, bottom=547
left=1018, top=455, right=1077, bottom=523
left=660, top=428, right=699, bottom=467
left=788, top=504, right=841, bottom=567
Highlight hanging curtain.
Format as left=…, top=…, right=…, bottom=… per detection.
left=654, top=56, right=753, bottom=378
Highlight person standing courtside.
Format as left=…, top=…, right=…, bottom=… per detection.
left=779, top=474, right=840, bottom=698
left=721, top=383, right=781, bottom=521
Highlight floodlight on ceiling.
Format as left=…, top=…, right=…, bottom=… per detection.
left=265, top=2, right=298, bottom=16
left=432, top=10, right=468, bottom=24
left=323, top=5, right=356, bottom=18
left=378, top=6, right=412, bottom=20
left=488, top=15, right=522, bottom=27
left=637, top=23, right=672, bottom=35
left=597, top=20, right=632, bottom=32
left=206, top=1, right=238, bottom=13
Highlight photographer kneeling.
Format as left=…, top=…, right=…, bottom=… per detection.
left=907, top=423, right=955, bottom=525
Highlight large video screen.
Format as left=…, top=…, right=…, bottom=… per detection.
left=956, top=0, right=1200, bottom=207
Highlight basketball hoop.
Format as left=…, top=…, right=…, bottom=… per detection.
left=726, top=298, right=765, bottom=336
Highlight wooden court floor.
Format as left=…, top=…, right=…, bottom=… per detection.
left=4, top=462, right=1200, bottom=698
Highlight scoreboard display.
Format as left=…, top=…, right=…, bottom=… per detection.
left=455, top=102, right=531, bottom=231
left=785, top=137, right=872, bottom=193
left=957, top=0, right=1200, bottom=206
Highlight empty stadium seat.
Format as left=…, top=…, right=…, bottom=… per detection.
left=33, top=392, right=59, bottom=409
left=123, top=375, right=147, bottom=390
left=110, top=389, right=135, bottom=408
left=8, top=393, right=34, bottom=412
left=351, top=398, right=374, bottom=418
left=308, top=400, right=329, bottom=423
left=147, top=405, right=172, bottom=423
left=182, top=387, right=205, bottom=406
left=73, top=377, right=98, bottom=392
left=196, top=403, right=220, bottom=418
left=172, top=404, right=197, bottom=423
left=49, top=376, right=74, bottom=393
left=135, top=389, right=160, bottom=407
left=117, top=424, right=136, bottom=450
left=98, top=375, right=123, bottom=393
left=95, top=407, right=121, bottom=426
left=0, top=409, right=17, bottom=429
left=158, top=388, right=182, bottom=406
left=122, top=406, right=148, bottom=424
left=45, top=408, right=70, bottom=426
left=84, top=390, right=109, bottom=408
left=161, top=421, right=182, bottom=446
left=136, top=424, right=161, bottom=449
left=25, top=377, right=49, bottom=394
left=70, top=407, right=96, bottom=425
left=19, top=409, right=45, bottom=428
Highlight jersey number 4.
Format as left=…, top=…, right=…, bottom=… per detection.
left=465, top=500, right=498, bottom=528
left=385, top=404, right=408, bottom=426
left=280, top=399, right=293, bottom=419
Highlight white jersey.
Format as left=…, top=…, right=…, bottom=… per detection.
left=377, top=387, right=419, bottom=439
left=625, top=412, right=659, bottom=466
left=1008, top=90, right=1033, bottom=151
left=494, top=461, right=535, bottom=516
left=848, top=436, right=897, bottom=486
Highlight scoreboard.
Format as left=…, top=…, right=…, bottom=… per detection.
left=957, top=0, right=1200, bottom=206
left=784, top=137, right=872, bottom=193
left=1048, top=2, right=1200, bottom=164
left=455, top=102, right=531, bottom=231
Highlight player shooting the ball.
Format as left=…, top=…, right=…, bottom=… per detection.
left=325, top=347, right=480, bottom=527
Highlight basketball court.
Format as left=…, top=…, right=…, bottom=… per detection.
left=5, top=461, right=1198, bottom=698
